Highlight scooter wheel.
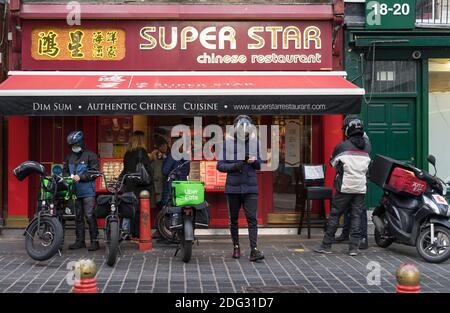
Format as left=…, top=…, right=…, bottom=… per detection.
left=417, top=226, right=450, bottom=263
left=374, top=228, right=394, bottom=248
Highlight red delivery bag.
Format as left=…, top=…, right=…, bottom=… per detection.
left=387, top=167, right=427, bottom=196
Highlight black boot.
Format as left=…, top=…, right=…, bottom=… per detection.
left=69, top=241, right=86, bottom=250
left=250, top=248, right=264, bottom=262
left=88, top=241, right=100, bottom=251
left=232, top=245, right=241, bottom=259
left=359, top=237, right=369, bottom=250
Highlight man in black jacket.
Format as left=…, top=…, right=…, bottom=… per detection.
left=314, top=117, right=371, bottom=256
left=63, top=131, right=100, bottom=251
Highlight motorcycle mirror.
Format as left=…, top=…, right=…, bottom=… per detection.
left=427, top=154, right=437, bottom=176
left=427, top=155, right=436, bottom=167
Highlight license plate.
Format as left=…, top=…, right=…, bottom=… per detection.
left=433, top=194, right=448, bottom=205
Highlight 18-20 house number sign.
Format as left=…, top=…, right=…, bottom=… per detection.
left=366, top=0, right=416, bottom=29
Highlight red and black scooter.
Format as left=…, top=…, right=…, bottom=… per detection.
left=371, top=154, right=450, bottom=263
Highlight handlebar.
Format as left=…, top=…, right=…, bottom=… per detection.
left=166, top=160, right=191, bottom=182
left=87, top=171, right=141, bottom=193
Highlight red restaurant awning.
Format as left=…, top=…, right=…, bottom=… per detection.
left=0, top=71, right=364, bottom=116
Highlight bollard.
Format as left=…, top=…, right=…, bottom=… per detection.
left=72, top=259, right=98, bottom=293
left=396, top=264, right=421, bottom=293
left=139, top=190, right=152, bottom=251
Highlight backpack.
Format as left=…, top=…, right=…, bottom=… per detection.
left=136, top=149, right=151, bottom=186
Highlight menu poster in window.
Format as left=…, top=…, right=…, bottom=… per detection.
left=189, top=161, right=201, bottom=181
left=285, top=119, right=301, bottom=167
left=99, top=142, right=113, bottom=158
left=217, top=170, right=227, bottom=186
left=98, top=117, right=132, bottom=143
left=205, top=161, right=218, bottom=187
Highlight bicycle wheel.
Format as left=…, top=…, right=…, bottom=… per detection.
left=25, top=216, right=64, bottom=261
left=105, top=220, right=119, bottom=266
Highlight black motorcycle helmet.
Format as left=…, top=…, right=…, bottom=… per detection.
left=342, top=115, right=364, bottom=137
left=234, top=115, right=255, bottom=141
left=67, top=130, right=85, bottom=152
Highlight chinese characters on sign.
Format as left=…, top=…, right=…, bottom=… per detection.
left=33, top=28, right=125, bottom=61
left=25, top=21, right=332, bottom=70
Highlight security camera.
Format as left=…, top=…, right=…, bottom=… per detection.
left=412, top=51, right=422, bottom=60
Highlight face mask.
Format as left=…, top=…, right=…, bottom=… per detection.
left=72, top=146, right=82, bottom=153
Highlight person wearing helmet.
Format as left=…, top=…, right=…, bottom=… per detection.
left=63, top=130, right=100, bottom=251
left=334, top=117, right=371, bottom=249
left=314, top=116, right=371, bottom=256
left=217, top=115, right=264, bottom=262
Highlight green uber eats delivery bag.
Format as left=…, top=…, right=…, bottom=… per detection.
left=172, top=181, right=205, bottom=207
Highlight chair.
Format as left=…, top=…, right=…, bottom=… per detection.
left=298, top=164, right=333, bottom=239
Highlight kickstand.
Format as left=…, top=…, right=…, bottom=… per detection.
left=58, top=249, right=62, bottom=257
left=174, top=246, right=180, bottom=257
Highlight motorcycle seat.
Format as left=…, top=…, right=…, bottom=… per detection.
left=388, top=193, right=419, bottom=211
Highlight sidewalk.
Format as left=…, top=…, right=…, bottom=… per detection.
left=0, top=232, right=449, bottom=293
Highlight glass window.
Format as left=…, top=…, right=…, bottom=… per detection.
left=429, top=59, right=450, bottom=180
left=269, top=116, right=312, bottom=224
left=364, top=61, right=417, bottom=93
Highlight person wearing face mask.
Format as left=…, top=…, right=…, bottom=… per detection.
left=63, top=130, right=100, bottom=251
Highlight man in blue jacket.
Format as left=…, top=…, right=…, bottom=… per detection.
left=217, top=115, right=264, bottom=262
left=63, top=131, right=100, bottom=251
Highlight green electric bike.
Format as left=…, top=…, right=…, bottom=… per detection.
left=14, top=161, right=77, bottom=261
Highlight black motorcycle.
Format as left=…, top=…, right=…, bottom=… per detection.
left=13, top=161, right=76, bottom=261
left=159, top=160, right=210, bottom=262
left=371, top=154, right=450, bottom=263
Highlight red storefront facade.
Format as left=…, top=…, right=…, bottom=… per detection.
left=2, top=1, right=357, bottom=229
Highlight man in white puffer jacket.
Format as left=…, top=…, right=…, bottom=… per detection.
left=314, top=117, right=371, bottom=256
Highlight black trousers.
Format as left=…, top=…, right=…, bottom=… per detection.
left=322, top=192, right=365, bottom=250
left=75, top=197, right=99, bottom=243
left=226, top=193, right=258, bottom=249
left=341, top=206, right=368, bottom=240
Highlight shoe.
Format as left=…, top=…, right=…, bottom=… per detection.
left=68, top=241, right=86, bottom=250
left=232, top=245, right=241, bottom=259
left=250, top=248, right=265, bottom=262
left=334, top=235, right=349, bottom=243
left=349, top=249, right=359, bottom=256
left=88, top=241, right=100, bottom=251
left=313, top=245, right=332, bottom=254
left=359, top=238, right=369, bottom=250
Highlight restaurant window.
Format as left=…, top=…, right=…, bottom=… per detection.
left=429, top=59, right=450, bottom=181
left=269, top=116, right=312, bottom=225
left=364, top=60, right=417, bottom=93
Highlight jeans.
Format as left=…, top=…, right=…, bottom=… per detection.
left=227, top=193, right=258, bottom=249
left=75, top=197, right=99, bottom=243
left=322, top=192, right=365, bottom=250
left=341, top=207, right=368, bottom=240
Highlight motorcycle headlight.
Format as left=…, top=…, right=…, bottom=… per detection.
left=423, top=196, right=440, bottom=214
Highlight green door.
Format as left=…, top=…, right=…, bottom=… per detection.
left=361, top=98, right=416, bottom=208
